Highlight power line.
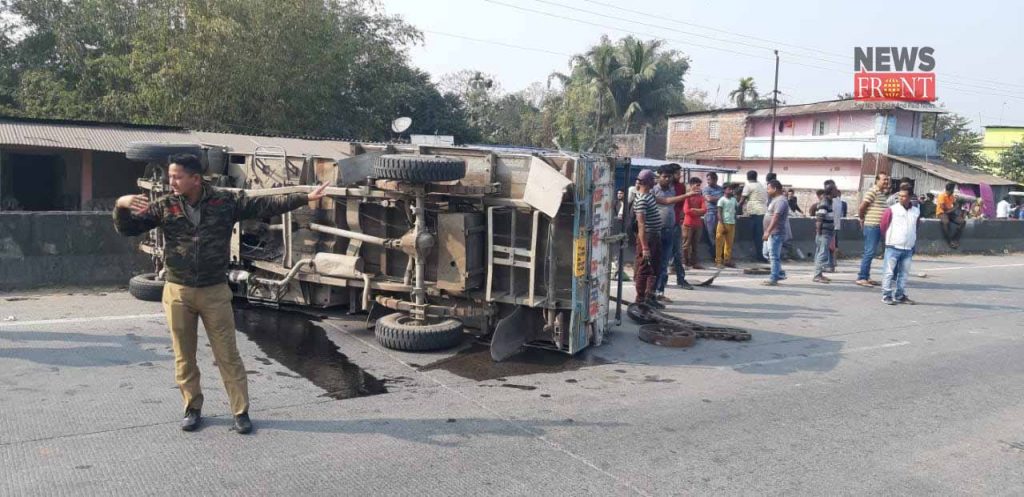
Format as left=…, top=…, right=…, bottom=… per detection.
left=529, top=0, right=844, bottom=66
left=483, top=0, right=1024, bottom=102
left=424, top=28, right=1024, bottom=123
left=574, top=0, right=1024, bottom=92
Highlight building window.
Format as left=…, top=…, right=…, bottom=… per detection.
left=709, top=120, right=720, bottom=140
left=673, top=120, right=692, bottom=132
left=813, top=119, right=828, bottom=136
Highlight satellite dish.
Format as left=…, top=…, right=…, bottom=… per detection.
left=391, top=117, right=412, bottom=134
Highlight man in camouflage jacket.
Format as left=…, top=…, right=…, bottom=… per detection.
left=114, top=153, right=328, bottom=434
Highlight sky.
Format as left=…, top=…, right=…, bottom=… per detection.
left=381, top=0, right=1024, bottom=130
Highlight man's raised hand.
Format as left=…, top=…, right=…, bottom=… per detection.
left=116, top=194, right=150, bottom=214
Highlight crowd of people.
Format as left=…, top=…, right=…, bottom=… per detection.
left=618, top=167, right=999, bottom=309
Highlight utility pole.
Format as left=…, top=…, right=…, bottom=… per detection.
left=769, top=49, right=780, bottom=174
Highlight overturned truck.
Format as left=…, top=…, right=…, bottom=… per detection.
left=126, top=142, right=625, bottom=360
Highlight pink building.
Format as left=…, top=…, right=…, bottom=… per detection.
left=674, top=99, right=943, bottom=208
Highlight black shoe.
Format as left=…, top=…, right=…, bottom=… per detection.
left=677, top=280, right=694, bottom=290
left=645, top=298, right=666, bottom=310
left=181, top=408, right=201, bottom=432
left=233, top=412, right=253, bottom=434
left=896, top=295, right=915, bottom=305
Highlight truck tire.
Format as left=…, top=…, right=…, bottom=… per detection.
left=128, top=273, right=165, bottom=302
left=126, top=142, right=205, bottom=166
left=374, top=313, right=464, bottom=351
left=373, top=155, right=466, bottom=183
left=205, top=145, right=228, bottom=176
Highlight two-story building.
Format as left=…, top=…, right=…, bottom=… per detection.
left=981, top=125, right=1024, bottom=162
left=666, top=99, right=945, bottom=209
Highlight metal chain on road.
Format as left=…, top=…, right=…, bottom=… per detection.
left=627, top=304, right=752, bottom=342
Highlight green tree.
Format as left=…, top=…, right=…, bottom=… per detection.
left=996, top=141, right=1024, bottom=183
left=0, top=0, right=476, bottom=142
left=729, top=77, right=759, bottom=108
left=924, top=112, right=986, bottom=167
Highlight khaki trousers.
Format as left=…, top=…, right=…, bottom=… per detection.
left=162, top=282, right=249, bottom=415
left=715, top=222, right=735, bottom=264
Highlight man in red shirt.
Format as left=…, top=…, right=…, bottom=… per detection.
left=682, top=176, right=707, bottom=269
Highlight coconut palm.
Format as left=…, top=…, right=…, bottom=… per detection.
left=567, top=38, right=619, bottom=133
left=729, top=77, right=759, bottom=108
left=615, top=37, right=662, bottom=132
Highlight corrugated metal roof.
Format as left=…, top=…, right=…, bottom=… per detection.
left=884, top=153, right=1020, bottom=186
left=0, top=116, right=358, bottom=158
left=749, top=99, right=944, bottom=118
left=0, top=118, right=190, bottom=153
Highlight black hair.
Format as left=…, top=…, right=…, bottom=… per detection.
left=768, top=179, right=783, bottom=191
left=875, top=172, right=889, bottom=181
left=765, top=172, right=777, bottom=183
left=945, top=182, right=956, bottom=191
left=746, top=170, right=758, bottom=181
left=706, top=171, right=718, bottom=180
left=169, top=153, right=203, bottom=175
left=815, top=189, right=826, bottom=197
left=824, top=179, right=836, bottom=188
left=926, top=193, right=935, bottom=199
left=657, top=165, right=674, bottom=176
left=688, top=176, right=703, bottom=185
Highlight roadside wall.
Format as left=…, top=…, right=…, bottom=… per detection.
left=620, top=217, right=1024, bottom=264
left=0, top=212, right=150, bottom=291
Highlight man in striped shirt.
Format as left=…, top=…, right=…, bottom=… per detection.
left=632, top=169, right=690, bottom=308
left=856, top=172, right=890, bottom=287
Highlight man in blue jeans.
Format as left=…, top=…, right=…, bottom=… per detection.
left=856, top=172, right=890, bottom=287
left=880, top=188, right=920, bottom=304
left=652, top=165, right=696, bottom=301
left=761, top=179, right=789, bottom=286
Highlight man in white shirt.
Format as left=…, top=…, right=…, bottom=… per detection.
left=996, top=195, right=1012, bottom=219
left=740, top=170, right=769, bottom=263
left=880, top=187, right=920, bottom=305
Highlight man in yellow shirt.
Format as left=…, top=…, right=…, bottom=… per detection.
left=935, top=182, right=964, bottom=248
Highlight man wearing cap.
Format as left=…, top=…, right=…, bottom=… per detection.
left=632, top=169, right=691, bottom=308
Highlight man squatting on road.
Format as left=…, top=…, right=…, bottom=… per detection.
left=113, top=153, right=328, bottom=434
left=632, top=169, right=693, bottom=309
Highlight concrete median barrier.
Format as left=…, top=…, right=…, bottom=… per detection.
left=0, top=212, right=150, bottom=291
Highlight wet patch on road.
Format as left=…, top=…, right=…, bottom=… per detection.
left=417, top=341, right=607, bottom=381
left=233, top=304, right=387, bottom=400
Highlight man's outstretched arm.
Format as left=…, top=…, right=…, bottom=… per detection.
left=112, top=194, right=161, bottom=236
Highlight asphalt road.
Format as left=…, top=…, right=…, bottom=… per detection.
left=1, top=254, right=1022, bottom=496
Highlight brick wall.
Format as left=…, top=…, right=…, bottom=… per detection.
left=666, top=109, right=749, bottom=161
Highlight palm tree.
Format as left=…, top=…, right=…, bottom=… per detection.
left=615, top=37, right=663, bottom=133
left=729, top=77, right=759, bottom=108
left=567, top=39, right=619, bottom=133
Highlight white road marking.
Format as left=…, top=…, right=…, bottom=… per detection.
left=726, top=341, right=912, bottom=370
left=0, top=313, right=165, bottom=328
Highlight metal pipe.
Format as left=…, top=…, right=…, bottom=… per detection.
left=253, top=258, right=312, bottom=287
left=413, top=193, right=426, bottom=306
left=310, top=223, right=388, bottom=246
left=361, top=273, right=371, bottom=311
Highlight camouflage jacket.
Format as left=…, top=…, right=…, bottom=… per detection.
left=113, top=184, right=308, bottom=288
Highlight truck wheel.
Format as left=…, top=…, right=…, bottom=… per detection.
left=128, top=273, right=165, bottom=302
left=374, top=313, right=463, bottom=351
left=126, top=142, right=205, bottom=165
left=205, top=145, right=228, bottom=176
left=373, top=155, right=466, bottom=183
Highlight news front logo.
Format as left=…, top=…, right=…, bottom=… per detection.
left=854, top=47, right=936, bottom=102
